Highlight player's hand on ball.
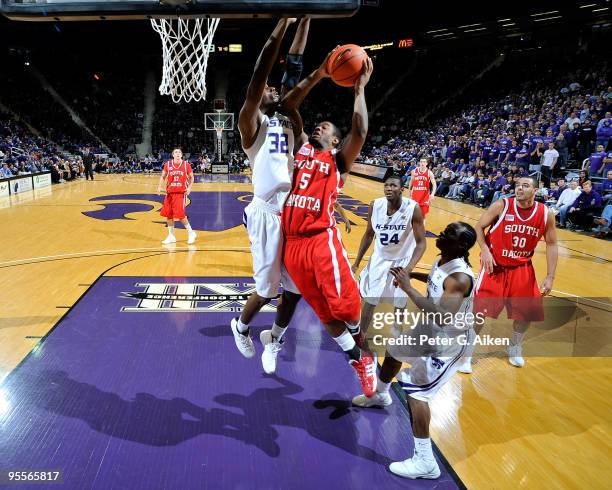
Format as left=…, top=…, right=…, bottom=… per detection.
left=540, top=275, right=554, bottom=296
left=318, top=46, right=339, bottom=78
left=355, top=57, right=373, bottom=90
left=390, top=267, right=411, bottom=292
left=480, top=247, right=496, bottom=274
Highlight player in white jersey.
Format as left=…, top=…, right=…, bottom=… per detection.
left=231, top=18, right=311, bottom=374
left=352, top=221, right=478, bottom=480
left=352, top=174, right=426, bottom=344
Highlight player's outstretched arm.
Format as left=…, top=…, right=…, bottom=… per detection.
left=391, top=268, right=472, bottom=320
left=337, top=58, right=374, bottom=174
left=541, top=209, right=558, bottom=295
left=351, top=202, right=375, bottom=274
left=404, top=205, right=426, bottom=272
left=476, top=199, right=504, bottom=274
left=280, top=18, right=311, bottom=99
left=239, top=18, right=295, bottom=147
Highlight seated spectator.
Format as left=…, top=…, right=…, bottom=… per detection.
left=435, top=166, right=455, bottom=197
left=446, top=171, right=467, bottom=199
left=578, top=169, right=589, bottom=187
left=601, top=170, right=612, bottom=202
left=551, top=178, right=567, bottom=201
left=567, top=180, right=602, bottom=231
left=593, top=204, right=612, bottom=239
left=474, top=174, right=495, bottom=207
left=535, top=181, right=549, bottom=203
left=556, top=180, right=582, bottom=227
left=1, top=163, right=14, bottom=178
left=491, top=174, right=515, bottom=203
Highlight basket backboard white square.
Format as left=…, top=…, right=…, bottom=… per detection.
left=205, top=113, right=234, bottom=131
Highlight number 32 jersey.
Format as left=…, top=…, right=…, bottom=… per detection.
left=486, top=197, right=547, bottom=267
left=242, top=112, right=295, bottom=210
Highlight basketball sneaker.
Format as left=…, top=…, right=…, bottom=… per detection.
left=162, top=234, right=176, bottom=244
left=187, top=231, right=197, bottom=244
left=230, top=318, right=255, bottom=359
left=349, top=351, right=377, bottom=397
left=508, top=345, right=525, bottom=367
left=260, top=329, right=282, bottom=374
left=457, top=356, right=473, bottom=374
left=352, top=391, right=392, bottom=408
left=389, top=456, right=441, bottom=480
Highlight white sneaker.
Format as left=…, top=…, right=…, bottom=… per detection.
left=457, top=356, right=473, bottom=374
left=389, top=456, right=441, bottom=480
left=352, top=391, right=393, bottom=408
left=508, top=344, right=525, bottom=367
left=187, top=231, right=197, bottom=244
left=260, top=329, right=282, bottom=374
left=162, top=234, right=176, bottom=244
left=231, top=318, right=255, bottom=359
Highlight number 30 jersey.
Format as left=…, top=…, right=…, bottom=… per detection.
left=371, top=196, right=417, bottom=260
left=486, top=197, right=547, bottom=267
left=242, top=112, right=295, bottom=210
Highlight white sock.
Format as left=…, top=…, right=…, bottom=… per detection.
left=333, top=329, right=356, bottom=351
left=378, top=380, right=391, bottom=394
left=271, top=323, right=287, bottom=341
left=236, top=318, right=249, bottom=334
left=512, top=330, right=525, bottom=346
left=167, top=227, right=175, bottom=236
left=185, top=223, right=193, bottom=233
left=414, top=437, right=434, bottom=463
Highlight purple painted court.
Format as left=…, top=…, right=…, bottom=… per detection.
left=0, top=276, right=461, bottom=489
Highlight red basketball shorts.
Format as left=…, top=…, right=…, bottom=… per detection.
left=160, top=192, right=187, bottom=220
left=418, top=202, right=430, bottom=217
left=473, top=261, right=544, bottom=322
left=283, top=228, right=361, bottom=325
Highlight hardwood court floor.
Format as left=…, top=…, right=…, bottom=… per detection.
left=1, top=173, right=611, bottom=489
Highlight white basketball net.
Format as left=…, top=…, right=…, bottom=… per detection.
left=151, top=17, right=220, bottom=103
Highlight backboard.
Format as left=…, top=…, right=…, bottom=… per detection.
left=0, top=0, right=361, bottom=21
left=205, top=113, right=234, bottom=132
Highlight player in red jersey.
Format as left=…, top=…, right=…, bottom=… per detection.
left=409, top=157, right=436, bottom=217
left=460, top=176, right=558, bottom=371
left=157, top=148, right=197, bottom=245
left=280, top=51, right=377, bottom=396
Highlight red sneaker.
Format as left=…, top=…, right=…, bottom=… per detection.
left=349, top=351, right=378, bottom=397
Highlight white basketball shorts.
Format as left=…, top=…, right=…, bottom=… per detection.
left=243, top=198, right=298, bottom=298
left=358, top=252, right=411, bottom=309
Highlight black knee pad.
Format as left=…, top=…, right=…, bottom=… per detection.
left=281, top=290, right=302, bottom=303
left=282, top=54, right=304, bottom=90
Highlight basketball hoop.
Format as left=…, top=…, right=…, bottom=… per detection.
left=151, top=17, right=220, bottom=103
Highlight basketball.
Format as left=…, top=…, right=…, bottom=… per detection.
left=326, top=44, right=368, bottom=87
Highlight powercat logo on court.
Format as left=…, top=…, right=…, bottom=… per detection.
left=120, top=282, right=277, bottom=312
